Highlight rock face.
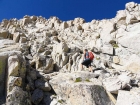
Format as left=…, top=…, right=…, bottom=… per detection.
left=0, top=1, right=139, bottom=105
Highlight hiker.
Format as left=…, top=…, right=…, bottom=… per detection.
left=80, top=49, right=94, bottom=72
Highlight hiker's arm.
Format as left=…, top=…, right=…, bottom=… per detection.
left=81, top=54, right=85, bottom=61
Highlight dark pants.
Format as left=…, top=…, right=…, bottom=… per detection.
left=81, top=58, right=92, bottom=68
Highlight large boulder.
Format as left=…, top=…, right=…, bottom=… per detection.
left=50, top=72, right=113, bottom=105
left=116, top=90, right=140, bottom=105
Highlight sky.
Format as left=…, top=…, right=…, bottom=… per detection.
left=0, top=0, right=139, bottom=22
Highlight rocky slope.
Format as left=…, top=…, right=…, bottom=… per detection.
left=0, top=2, right=140, bottom=105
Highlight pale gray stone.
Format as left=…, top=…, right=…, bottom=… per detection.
left=116, top=90, right=140, bottom=105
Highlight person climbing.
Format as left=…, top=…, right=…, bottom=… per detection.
left=80, top=49, right=94, bottom=72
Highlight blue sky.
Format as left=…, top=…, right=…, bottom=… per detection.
left=0, top=0, right=139, bottom=22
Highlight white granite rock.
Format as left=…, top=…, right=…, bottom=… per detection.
left=116, top=90, right=140, bottom=105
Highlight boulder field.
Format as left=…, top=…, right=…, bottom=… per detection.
left=0, top=2, right=140, bottom=105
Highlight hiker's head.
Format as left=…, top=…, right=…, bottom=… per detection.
left=83, top=49, right=88, bottom=54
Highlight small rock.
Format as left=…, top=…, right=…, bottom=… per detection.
left=113, top=56, right=120, bottom=64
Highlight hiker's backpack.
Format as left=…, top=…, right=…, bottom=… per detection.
left=88, top=52, right=94, bottom=61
